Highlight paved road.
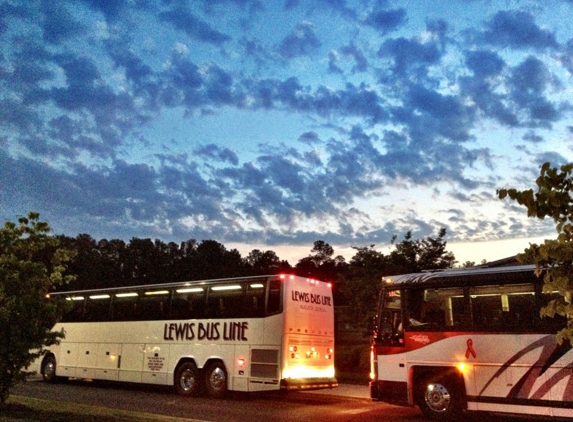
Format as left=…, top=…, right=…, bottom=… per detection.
left=13, top=378, right=525, bottom=422
left=12, top=378, right=421, bottom=422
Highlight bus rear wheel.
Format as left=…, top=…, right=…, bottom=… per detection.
left=175, top=362, right=201, bottom=396
left=41, top=356, right=57, bottom=383
left=205, top=361, right=227, bottom=398
left=418, top=374, right=463, bottom=421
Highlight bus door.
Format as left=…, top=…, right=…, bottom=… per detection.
left=376, top=288, right=403, bottom=345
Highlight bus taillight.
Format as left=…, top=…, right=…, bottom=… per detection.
left=370, top=347, right=377, bottom=380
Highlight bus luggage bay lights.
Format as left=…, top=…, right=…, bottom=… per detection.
left=34, top=275, right=337, bottom=396
left=370, top=264, right=573, bottom=420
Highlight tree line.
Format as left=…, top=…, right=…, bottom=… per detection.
left=56, top=229, right=453, bottom=291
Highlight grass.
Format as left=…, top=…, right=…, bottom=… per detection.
left=0, top=396, right=196, bottom=422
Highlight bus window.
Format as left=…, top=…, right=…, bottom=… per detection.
left=112, top=292, right=139, bottom=321
left=206, top=284, right=245, bottom=318
left=63, top=296, right=86, bottom=322
left=404, top=287, right=464, bottom=330
left=171, top=287, right=206, bottom=319
left=266, top=278, right=282, bottom=315
left=470, top=283, right=535, bottom=331
left=246, top=282, right=265, bottom=317
left=377, top=289, right=402, bottom=343
left=85, top=294, right=111, bottom=321
left=139, top=290, right=170, bottom=320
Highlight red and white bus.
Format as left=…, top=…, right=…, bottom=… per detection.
left=32, top=275, right=337, bottom=396
left=370, top=264, right=573, bottom=420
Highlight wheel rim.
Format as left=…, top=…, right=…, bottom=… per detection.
left=180, top=368, right=196, bottom=392
left=208, top=367, right=226, bottom=391
left=44, top=361, right=55, bottom=379
left=424, top=382, right=451, bottom=413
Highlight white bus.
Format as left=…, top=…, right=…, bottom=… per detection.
left=370, top=264, right=573, bottom=420
left=33, top=274, right=337, bottom=396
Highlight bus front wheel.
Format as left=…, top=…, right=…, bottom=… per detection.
left=41, top=355, right=57, bottom=383
left=418, top=374, right=463, bottom=421
left=205, top=361, right=228, bottom=398
left=175, top=362, right=201, bottom=396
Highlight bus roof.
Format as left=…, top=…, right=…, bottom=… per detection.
left=382, top=264, right=538, bottom=286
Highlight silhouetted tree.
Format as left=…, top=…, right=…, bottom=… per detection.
left=123, top=238, right=170, bottom=286
left=174, top=239, right=198, bottom=281
left=57, top=234, right=102, bottom=290
left=97, top=238, right=127, bottom=287
left=388, top=228, right=456, bottom=274
left=295, top=240, right=347, bottom=281
left=190, top=240, right=247, bottom=280
left=295, top=240, right=347, bottom=305
left=339, top=245, right=389, bottom=332
left=245, top=249, right=282, bottom=275
left=338, top=229, right=457, bottom=336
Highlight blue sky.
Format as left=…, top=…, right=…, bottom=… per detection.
left=2, top=0, right=573, bottom=265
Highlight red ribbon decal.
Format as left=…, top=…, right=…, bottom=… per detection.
left=465, top=338, right=476, bottom=358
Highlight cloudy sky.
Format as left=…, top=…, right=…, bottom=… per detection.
left=2, top=0, right=573, bottom=265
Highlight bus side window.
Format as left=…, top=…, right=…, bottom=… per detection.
left=85, top=296, right=112, bottom=322
left=266, top=278, right=282, bottom=315
left=404, top=287, right=464, bottom=331
left=246, top=282, right=265, bottom=317
left=63, top=297, right=86, bottom=322
left=139, top=292, right=170, bottom=320
left=206, top=284, right=245, bottom=318
left=171, top=288, right=206, bottom=319
left=470, top=284, right=535, bottom=332
left=170, top=296, right=190, bottom=319
left=112, top=294, right=139, bottom=321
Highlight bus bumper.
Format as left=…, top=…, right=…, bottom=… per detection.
left=280, top=377, right=338, bottom=390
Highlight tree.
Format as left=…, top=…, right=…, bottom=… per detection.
left=388, top=228, right=456, bottom=274
left=338, top=229, right=457, bottom=336
left=0, top=212, right=76, bottom=404
left=245, top=249, right=283, bottom=275
left=295, top=240, right=347, bottom=281
left=123, top=238, right=172, bottom=286
left=498, top=162, right=573, bottom=343
left=295, top=240, right=347, bottom=304
left=339, top=245, right=389, bottom=333
left=189, top=240, right=247, bottom=279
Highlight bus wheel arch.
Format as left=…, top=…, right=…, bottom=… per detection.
left=204, top=359, right=228, bottom=398
left=413, top=367, right=465, bottom=421
left=174, top=359, right=203, bottom=396
left=41, top=354, right=58, bottom=383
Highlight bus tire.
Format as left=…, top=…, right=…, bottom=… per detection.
left=175, top=361, right=201, bottom=396
left=205, top=361, right=227, bottom=398
left=418, top=374, right=463, bottom=421
left=41, top=355, right=57, bottom=383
